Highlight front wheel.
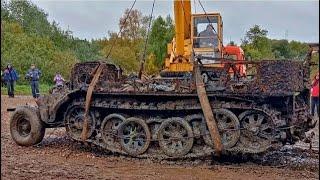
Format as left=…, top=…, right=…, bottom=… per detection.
left=10, top=106, right=45, bottom=146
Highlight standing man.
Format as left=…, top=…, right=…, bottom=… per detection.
left=25, top=64, right=41, bottom=98
left=3, top=63, right=19, bottom=97
left=311, top=72, right=319, bottom=118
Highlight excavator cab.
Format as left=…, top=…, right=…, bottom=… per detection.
left=161, top=0, right=245, bottom=77
left=191, top=13, right=223, bottom=60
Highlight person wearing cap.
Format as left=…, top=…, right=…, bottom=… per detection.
left=311, top=72, right=319, bottom=118
left=3, top=63, right=19, bottom=97
left=25, top=64, right=41, bottom=98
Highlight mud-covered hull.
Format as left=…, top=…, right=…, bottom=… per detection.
left=11, top=59, right=315, bottom=159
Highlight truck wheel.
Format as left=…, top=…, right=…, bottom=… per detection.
left=10, top=106, right=45, bottom=146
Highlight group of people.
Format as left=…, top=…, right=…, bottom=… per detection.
left=2, top=63, right=65, bottom=98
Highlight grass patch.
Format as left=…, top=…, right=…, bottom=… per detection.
left=1, top=83, right=52, bottom=96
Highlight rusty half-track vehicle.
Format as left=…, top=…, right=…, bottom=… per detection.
left=9, top=52, right=316, bottom=159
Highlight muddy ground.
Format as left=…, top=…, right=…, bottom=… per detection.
left=1, top=95, right=319, bottom=180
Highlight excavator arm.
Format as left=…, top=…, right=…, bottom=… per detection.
left=173, top=0, right=191, bottom=56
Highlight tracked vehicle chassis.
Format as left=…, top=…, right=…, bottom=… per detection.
left=9, top=58, right=315, bottom=159
left=35, top=90, right=311, bottom=159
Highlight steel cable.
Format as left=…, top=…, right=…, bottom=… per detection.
left=138, top=0, right=156, bottom=79
left=106, top=0, right=137, bottom=59
left=197, top=0, right=225, bottom=48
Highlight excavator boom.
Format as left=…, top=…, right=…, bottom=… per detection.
left=174, top=0, right=191, bottom=56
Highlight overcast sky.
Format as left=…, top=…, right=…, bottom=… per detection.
left=32, top=0, right=319, bottom=44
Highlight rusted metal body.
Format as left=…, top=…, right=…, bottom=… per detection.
left=195, top=63, right=222, bottom=156
left=81, top=63, right=106, bottom=141
left=9, top=55, right=315, bottom=159
left=66, top=58, right=309, bottom=97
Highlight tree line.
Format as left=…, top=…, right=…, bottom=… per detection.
left=1, top=0, right=101, bottom=84
left=240, top=25, right=310, bottom=60
left=239, top=25, right=318, bottom=78
left=1, top=1, right=317, bottom=85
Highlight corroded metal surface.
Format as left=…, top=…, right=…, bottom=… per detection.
left=32, top=56, right=314, bottom=159
left=68, top=59, right=309, bottom=96
left=81, top=63, right=106, bottom=141
left=195, top=63, right=223, bottom=156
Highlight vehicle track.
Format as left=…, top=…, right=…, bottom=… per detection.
left=2, top=96, right=319, bottom=179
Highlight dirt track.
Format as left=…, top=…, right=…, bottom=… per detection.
left=1, top=95, right=319, bottom=180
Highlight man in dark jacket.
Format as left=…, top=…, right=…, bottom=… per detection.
left=3, top=63, right=19, bottom=97
left=25, top=64, right=41, bottom=98
left=197, top=24, right=218, bottom=48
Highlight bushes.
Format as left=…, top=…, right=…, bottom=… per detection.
left=241, top=25, right=309, bottom=60
left=1, top=1, right=100, bottom=85
left=1, top=21, right=78, bottom=84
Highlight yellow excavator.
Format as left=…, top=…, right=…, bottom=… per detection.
left=161, top=0, right=245, bottom=77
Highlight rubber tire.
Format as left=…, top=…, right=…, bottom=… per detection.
left=10, top=106, right=45, bottom=146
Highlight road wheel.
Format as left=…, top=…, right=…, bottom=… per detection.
left=118, top=117, right=151, bottom=156
left=202, top=108, right=240, bottom=149
left=158, top=118, right=194, bottom=157
left=238, top=110, right=274, bottom=153
left=10, top=106, right=45, bottom=146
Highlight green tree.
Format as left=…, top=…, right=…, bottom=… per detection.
left=3, top=0, right=102, bottom=63
left=100, top=35, right=140, bottom=73
left=1, top=1, right=11, bottom=21
left=148, top=15, right=174, bottom=67
left=1, top=21, right=77, bottom=84
left=119, top=9, right=148, bottom=41
left=271, top=39, right=291, bottom=59
left=288, top=40, right=309, bottom=60
left=270, top=39, right=309, bottom=60
left=7, top=0, right=52, bottom=37
left=0, top=1, right=102, bottom=84
left=242, top=24, right=268, bottom=45
left=99, top=9, right=151, bottom=73
left=241, top=25, right=274, bottom=60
